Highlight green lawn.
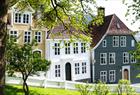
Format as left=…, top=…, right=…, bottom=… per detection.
left=5, top=85, right=140, bottom=95
left=5, top=85, right=80, bottom=95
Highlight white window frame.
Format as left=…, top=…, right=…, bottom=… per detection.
left=75, top=63, right=80, bottom=74
left=131, top=40, right=135, bottom=47
left=82, top=62, right=86, bottom=74
left=23, top=14, right=30, bottom=24
left=24, top=31, right=31, bottom=43
left=14, top=12, right=31, bottom=24
left=100, top=53, right=107, bottom=65
left=55, top=65, right=61, bottom=77
left=65, top=42, right=70, bottom=54
left=130, top=54, right=136, bottom=63
left=109, top=53, right=115, bottom=64
left=54, top=43, right=60, bottom=55
left=120, top=36, right=126, bottom=47
left=35, top=31, right=42, bottom=43
left=109, top=70, right=116, bottom=82
left=9, top=30, right=18, bottom=42
left=73, top=43, right=78, bottom=54
left=123, top=52, right=129, bottom=64
left=81, top=43, right=86, bottom=53
left=14, top=13, right=21, bottom=23
left=102, top=39, right=107, bottom=47
left=113, top=36, right=119, bottom=47
left=100, top=71, right=107, bottom=82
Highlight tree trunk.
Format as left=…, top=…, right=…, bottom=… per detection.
left=0, top=0, right=8, bottom=95
left=23, top=80, right=29, bottom=95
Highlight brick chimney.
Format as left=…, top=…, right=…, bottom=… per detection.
left=97, top=7, right=105, bottom=17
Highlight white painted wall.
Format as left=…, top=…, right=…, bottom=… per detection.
left=46, top=39, right=91, bottom=81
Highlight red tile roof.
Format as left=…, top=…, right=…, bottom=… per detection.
left=90, top=14, right=131, bottom=47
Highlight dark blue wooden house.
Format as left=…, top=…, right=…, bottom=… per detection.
left=91, top=14, right=140, bottom=83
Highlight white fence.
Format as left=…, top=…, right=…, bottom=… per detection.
left=6, top=76, right=140, bottom=93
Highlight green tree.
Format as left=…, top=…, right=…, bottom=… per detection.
left=0, top=0, right=103, bottom=94
left=6, top=38, right=51, bottom=95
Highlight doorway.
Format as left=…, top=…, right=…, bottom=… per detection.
left=65, top=62, right=71, bottom=81
left=124, top=69, right=129, bottom=80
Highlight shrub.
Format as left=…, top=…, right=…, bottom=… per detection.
left=116, top=79, right=136, bottom=95
left=93, top=81, right=109, bottom=95
left=75, top=84, right=93, bottom=95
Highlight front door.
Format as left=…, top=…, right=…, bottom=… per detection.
left=65, top=63, right=71, bottom=81
left=124, top=69, right=129, bottom=80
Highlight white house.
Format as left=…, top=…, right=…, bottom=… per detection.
left=45, top=26, right=91, bottom=82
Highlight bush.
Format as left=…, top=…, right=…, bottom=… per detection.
left=93, top=81, right=109, bottom=95
left=116, top=79, right=136, bottom=95
left=75, top=84, right=93, bottom=95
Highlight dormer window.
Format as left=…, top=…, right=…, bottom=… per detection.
left=15, top=13, right=21, bottom=23
left=14, top=13, right=30, bottom=24
left=23, top=14, right=29, bottom=24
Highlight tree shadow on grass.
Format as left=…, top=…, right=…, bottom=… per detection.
left=5, top=85, right=23, bottom=95
left=5, top=85, right=49, bottom=95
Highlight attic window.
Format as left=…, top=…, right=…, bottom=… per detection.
left=117, top=23, right=120, bottom=29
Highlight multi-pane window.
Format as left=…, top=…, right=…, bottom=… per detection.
left=75, top=63, right=80, bottom=74
left=113, top=36, right=119, bottom=47
left=100, top=53, right=107, bottom=65
left=23, top=14, right=29, bottom=23
left=73, top=43, right=78, bottom=54
left=15, top=13, right=21, bottom=23
left=102, top=39, right=107, bottom=47
left=9, top=30, right=18, bottom=42
left=109, top=53, right=115, bottom=64
left=24, top=31, right=31, bottom=43
left=82, top=62, right=86, bottom=74
left=14, top=13, right=30, bottom=24
left=130, top=54, right=136, bottom=63
left=109, top=70, right=116, bottom=82
left=100, top=71, right=107, bottom=82
left=65, top=43, right=70, bottom=54
left=123, top=52, right=129, bottom=64
left=35, top=32, right=41, bottom=43
left=81, top=43, right=86, bottom=53
left=120, top=36, right=126, bottom=47
left=55, top=65, right=60, bottom=77
left=54, top=43, right=60, bottom=55
left=131, top=40, right=135, bottom=47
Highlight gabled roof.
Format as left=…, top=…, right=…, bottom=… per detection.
left=90, top=14, right=131, bottom=47
left=47, top=24, right=87, bottom=39
left=10, top=1, right=35, bottom=13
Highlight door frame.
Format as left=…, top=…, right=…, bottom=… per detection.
left=122, top=66, right=130, bottom=80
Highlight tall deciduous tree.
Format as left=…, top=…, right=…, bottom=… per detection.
left=0, top=0, right=103, bottom=94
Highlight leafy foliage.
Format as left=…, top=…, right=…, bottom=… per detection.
left=6, top=38, right=51, bottom=95
left=11, top=0, right=104, bottom=40
left=115, top=79, right=136, bottom=95
left=75, top=83, right=93, bottom=95
left=93, top=81, right=109, bottom=95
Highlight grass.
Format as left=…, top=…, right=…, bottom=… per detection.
left=5, top=85, right=140, bottom=95
left=5, top=85, right=80, bottom=95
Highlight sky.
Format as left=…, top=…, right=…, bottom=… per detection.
left=95, top=0, right=139, bottom=31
